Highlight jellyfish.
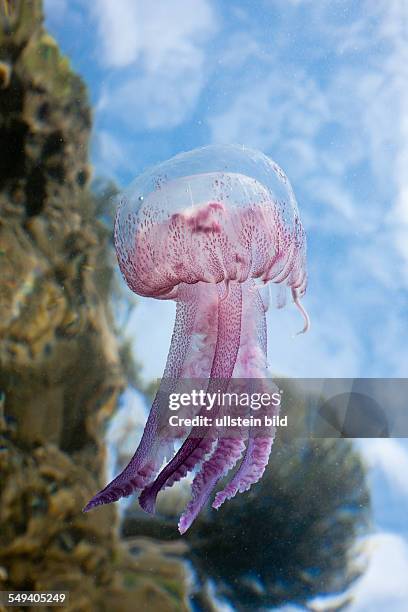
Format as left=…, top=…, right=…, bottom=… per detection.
left=84, top=145, right=309, bottom=533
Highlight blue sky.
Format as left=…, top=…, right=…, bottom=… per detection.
left=44, top=1, right=408, bottom=609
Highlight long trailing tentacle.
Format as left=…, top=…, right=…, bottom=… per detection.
left=83, top=283, right=202, bottom=512
left=139, top=281, right=243, bottom=517
left=292, top=287, right=310, bottom=335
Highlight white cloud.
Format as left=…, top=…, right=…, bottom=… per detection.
left=209, top=71, right=329, bottom=154
left=94, top=0, right=215, bottom=70
left=92, top=0, right=217, bottom=130
left=304, top=176, right=356, bottom=220
left=207, top=58, right=364, bottom=237
left=98, top=69, right=205, bottom=131
left=358, top=439, right=408, bottom=498
left=92, top=0, right=141, bottom=69
left=92, top=129, right=135, bottom=178
left=350, top=533, right=408, bottom=612
left=308, top=533, right=408, bottom=612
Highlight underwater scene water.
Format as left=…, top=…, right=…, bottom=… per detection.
left=1, top=1, right=407, bottom=611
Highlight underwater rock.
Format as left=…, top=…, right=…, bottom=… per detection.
left=0, top=0, right=121, bottom=451
left=0, top=435, right=189, bottom=611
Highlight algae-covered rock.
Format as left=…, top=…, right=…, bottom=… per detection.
left=0, top=426, right=189, bottom=611
left=0, top=0, right=118, bottom=452
left=0, top=2, right=190, bottom=609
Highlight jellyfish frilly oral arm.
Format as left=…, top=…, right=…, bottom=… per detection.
left=212, top=437, right=273, bottom=509
left=178, top=437, right=246, bottom=534
left=83, top=284, right=198, bottom=512
left=138, top=282, right=243, bottom=526
left=213, top=284, right=274, bottom=510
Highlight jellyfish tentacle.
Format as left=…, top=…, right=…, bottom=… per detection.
left=292, top=288, right=310, bottom=334
left=83, top=284, right=201, bottom=512
left=139, top=282, right=243, bottom=516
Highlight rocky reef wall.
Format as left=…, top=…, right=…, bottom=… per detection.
left=0, top=2, right=189, bottom=610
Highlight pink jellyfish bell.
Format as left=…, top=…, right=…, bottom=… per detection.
left=84, top=144, right=309, bottom=533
